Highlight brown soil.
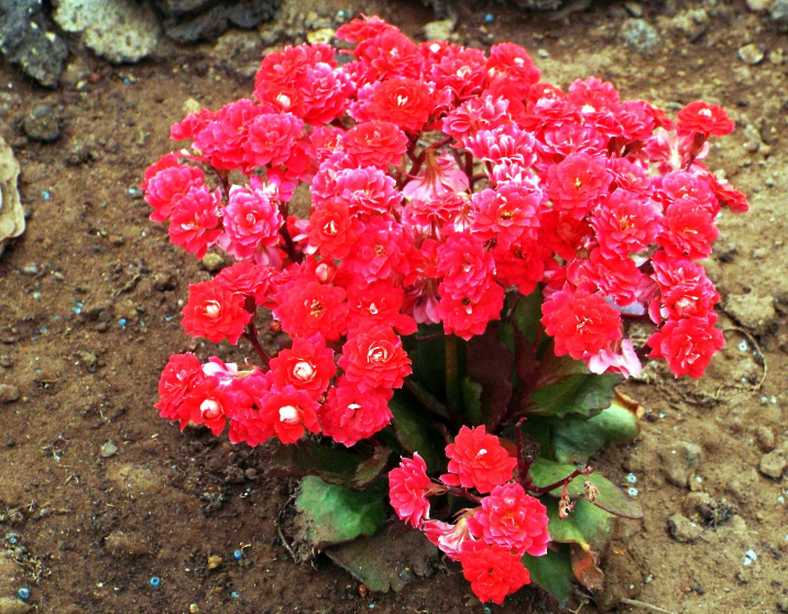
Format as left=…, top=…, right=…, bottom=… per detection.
left=0, top=1, right=785, bottom=613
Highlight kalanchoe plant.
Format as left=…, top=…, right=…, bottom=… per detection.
left=143, top=15, right=748, bottom=606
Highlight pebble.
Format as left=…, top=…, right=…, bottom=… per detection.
left=746, top=0, right=772, bottom=10
left=755, top=426, right=776, bottom=452
left=306, top=28, right=335, bottom=45
left=54, top=0, right=161, bottom=64
left=105, top=530, right=149, bottom=557
left=724, top=293, right=777, bottom=334
left=0, top=597, right=31, bottom=613
left=771, top=0, right=788, bottom=31
left=22, top=105, right=62, bottom=143
left=667, top=513, right=703, bottom=543
left=423, top=19, right=454, bottom=41
left=207, top=554, right=223, bottom=570
left=621, top=18, right=661, bottom=56
left=759, top=450, right=786, bottom=479
left=100, top=440, right=118, bottom=458
left=0, top=384, right=20, bottom=404
left=76, top=350, right=98, bottom=372
left=200, top=252, right=225, bottom=272
left=624, top=2, right=643, bottom=16
left=658, top=441, right=703, bottom=488
left=738, top=43, right=765, bottom=65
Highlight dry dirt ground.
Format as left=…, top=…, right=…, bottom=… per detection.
left=0, top=1, right=785, bottom=613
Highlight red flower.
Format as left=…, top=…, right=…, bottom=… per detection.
left=346, top=279, right=417, bottom=336
left=438, top=282, right=504, bottom=341
left=269, top=335, right=336, bottom=398
left=214, top=261, right=275, bottom=307
left=388, top=453, right=433, bottom=528
left=307, top=199, right=358, bottom=260
left=363, top=77, right=434, bottom=133
left=154, top=353, right=204, bottom=427
left=436, top=233, right=496, bottom=301
left=273, top=279, right=348, bottom=341
left=257, top=385, right=320, bottom=444
left=658, top=200, right=718, bottom=260
left=467, top=483, right=550, bottom=557
left=590, top=189, right=662, bottom=257
left=338, top=325, right=412, bottom=392
left=343, top=120, right=408, bottom=168
left=647, top=314, right=724, bottom=378
left=547, top=152, right=610, bottom=210
left=167, top=186, right=223, bottom=258
left=321, top=379, right=393, bottom=446
left=486, top=43, right=541, bottom=96
left=181, top=376, right=246, bottom=436
left=457, top=541, right=531, bottom=605
left=677, top=101, right=734, bottom=137
left=245, top=112, right=304, bottom=168
left=143, top=154, right=205, bottom=223
left=182, top=279, right=252, bottom=345
left=541, top=287, right=622, bottom=359
left=441, top=426, right=517, bottom=494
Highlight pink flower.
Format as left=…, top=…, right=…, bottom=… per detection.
left=441, top=426, right=517, bottom=494
left=245, top=112, right=304, bottom=168
left=547, top=152, right=610, bottom=211
left=167, top=186, right=222, bottom=257
left=468, top=483, right=550, bottom=557
left=143, top=154, right=205, bottom=223
left=221, top=182, right=283, bottom=259
left=422, top=517, right=473, bottom=560
left=388, top=453, right=434, bottom=527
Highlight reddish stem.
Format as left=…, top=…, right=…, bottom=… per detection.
left=528, top=465, right=593, bottom=496
left=277, top=205, right=302, bottom=263
left=244, top=321, right=270, bottom=368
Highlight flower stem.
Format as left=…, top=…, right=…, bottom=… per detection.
left=244, top=321, right=270, bottom=368
left=529, top=465, right=594, bottom=495
left=444, top=335, right=460, bottom=415
left=404, top=378, right=451, bottom=420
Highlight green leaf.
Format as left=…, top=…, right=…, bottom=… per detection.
left=325, top=523, right=438, bottom=592
left=523, top=545, right=573, bottom=606
left=461, top=376, right=483, bottom=425
left=529, top=458, right=643, bottom=519
left=546, top=499, right=613, bottom=552
left=389, top=397, right=444, bottom=471
left=528, top=358, right=621, bottom=418
left=512, top=287, right=542, bottom=344
left=403, top=324, right=445, bottom=399
left=551, top=401, right=640, bottom=464
left=294, top=476, right=387, bottom=549
left=352, top=445, right=392, bottom=489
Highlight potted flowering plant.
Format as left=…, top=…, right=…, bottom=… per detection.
left=142, top=15, right=747, bottom=606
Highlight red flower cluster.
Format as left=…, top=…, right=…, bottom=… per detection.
left=145, top=15, right=745, bottom=448
left=388, top=427, right=549, bottom=605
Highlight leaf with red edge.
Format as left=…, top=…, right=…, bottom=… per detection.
left=570, top=544, right=605, bottom=591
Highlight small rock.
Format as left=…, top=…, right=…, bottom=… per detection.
left=738, top=43, right=765, bottom=65
left=724, top=293, right=777, bottom=334
left=746, top=0, right=773, bottom=10
left=0, top=355, right=13, bottom=368
left=160, top=0, right=278, bottom=43
left=423, top=19, right=454, bottom=41
left=667, top=513, right=703, bottom=543
left=0, top=597, right=31, bottom=614
left=76, top=350, right=98, bottom=372
left=0, top=0, right=68, bottom=87
left=771, top=0, right=788, bottom=31
left=758, top=450, right=786, bottom=479
left=107, top=463, right=164, bottom=495
left=100, top=440, right=118, bottom=458
left=200, top=252, right=224, bottom=272
left=777, top=595, right=788, bottom=613
left=54, top=0, right=161, bottom=64
left=624, top=2, right=643, bottom=17
left=658, top=441, right=703, bottom=488
left=755, top=426, right=776, bottom=452
left=207, top=554, right=223, bottom=570
left=621, top=18, right=661, bottom=56
left=105, top=530, right=149, bottom=557
left=668, top=9, right=710, bottom=41
left=0, top=136, right=25, bottom=258
left=306, top=28, right=335, bottom=45
left=22, top=105, right=62, bottom=143
left=0, top=384, right=20, bottom=404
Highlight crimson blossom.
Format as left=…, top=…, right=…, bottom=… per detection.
left=143, top=15, right=748, bottom=606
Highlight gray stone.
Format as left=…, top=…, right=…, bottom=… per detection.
left=0, top=597, right=31, bottom=614
left=104, top=529, right=149, bottom=557
left=22, top=104, right=62, bottom=143
left=667, top=513, right=703, bottom=543
left=738, top=43, right=765, bottom=65
left=0, top=0, right=68, bottom=87
left=0, top=384, right=19, bottom=404
left=100, top=440, right=118, bottom=458
left=771, top=0, right=788, bottom=31
left=621, top=18, right=661, bottom=56
left=161, top=0, right=279, bottom=43
left=746, top=0, right=773, bottom=10
left=658, top=441, right=703, bottom=488
left=724, top=293, right=777, bottom=334
left=668, top=9, right=710, bottom=41
left=0, top=136, right=25, bottom=257
left=153, top=0, right=215, bottom=15
left=423, top=19, right=454, bottom=41
left=54, top=0, right=161, bottom=64
left=758, top=450, right=786, bottom=479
